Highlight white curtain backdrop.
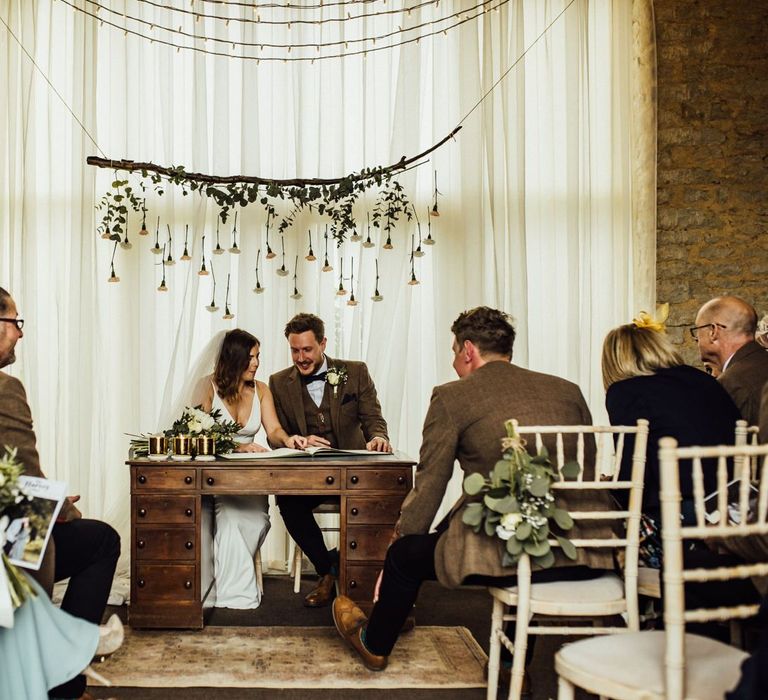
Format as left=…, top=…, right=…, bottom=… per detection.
left=0, top=0, right=655, bottom=570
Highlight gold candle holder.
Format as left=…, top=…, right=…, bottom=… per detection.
left=147, top=435, right=168, bottom=461
left=195, top=435, right=216, bottom=461
left=171, top=435, right=193, bottom=461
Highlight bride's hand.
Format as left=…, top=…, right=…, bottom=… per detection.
left=235, top=443, right=269, bottom=453
left=285, top=435, right=308, bottom=449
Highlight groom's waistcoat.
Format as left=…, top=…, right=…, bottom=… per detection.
left=301, top=385, right=338, bottom=448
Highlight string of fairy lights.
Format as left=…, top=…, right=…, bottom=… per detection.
left=56, top=0, right=510, bottom=61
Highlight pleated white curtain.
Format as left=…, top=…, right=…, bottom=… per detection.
left=0, top=0, right=656, bottom=569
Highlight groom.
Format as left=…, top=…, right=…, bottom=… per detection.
left=269, top=313, right=391, bottom=607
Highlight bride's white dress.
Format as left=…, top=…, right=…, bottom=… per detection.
left=211, top=382, right=271, bottom=609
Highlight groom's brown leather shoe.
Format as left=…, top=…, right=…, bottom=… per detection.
left=303, top=573, right=337, bottom=607
left=332, top=595, right=388, bottom=671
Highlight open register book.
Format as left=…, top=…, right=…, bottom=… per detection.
left=221, top=446, right=380, bottom=460
left=2, top=476, right=67, bottom=571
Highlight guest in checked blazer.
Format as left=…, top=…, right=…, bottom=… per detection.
left=332, top=306, right=614, bottom=687
left=0, top=287, right=120, bottom=700
left=693, top=295, right=768, bottom=426
left=269, top=313, right=391, bottom=608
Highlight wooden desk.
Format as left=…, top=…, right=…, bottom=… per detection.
left=127, top=453, right=415, bottom=629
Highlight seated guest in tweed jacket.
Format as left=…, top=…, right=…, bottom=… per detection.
left=332, top=306, right=615, bottom=681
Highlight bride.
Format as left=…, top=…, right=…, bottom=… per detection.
left=184, top=328, right=307, bottom=609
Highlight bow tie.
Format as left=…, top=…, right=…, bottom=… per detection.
left=302, top=371, right=327, bottom=385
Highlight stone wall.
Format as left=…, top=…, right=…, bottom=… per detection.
left=655, top=0, right=768, bottom=363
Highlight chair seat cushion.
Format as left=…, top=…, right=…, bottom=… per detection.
left=491, top=573, right=625, bottom=610
left=555, top=630, right=748, bottom=700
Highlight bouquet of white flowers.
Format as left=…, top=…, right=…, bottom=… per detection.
left=462, top=420, right=578, bottom=569
left=0, top=448, right=37, bottom=626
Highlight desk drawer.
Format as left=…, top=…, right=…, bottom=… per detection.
left=134, top=563, right=197, bottom=601
left=345, top=526, right=393, bottom=561
left=202, top=468, right=341, bottom=492
left=346, top=468, right=411, bottom=492
left=135, top=496, right=197, bottom=524
left=133, top=467, right=196, bottom=491
left=347, top=496, right=403, bottom=525
left=345, top=565, right=381, bottom=600
left=135, top=527, right=196, bottom=561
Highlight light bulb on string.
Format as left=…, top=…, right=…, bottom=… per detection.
left=158, top=244, right=169, bottom=292
left=305, top=230, right=316, bottom=261
left=371, top=258, right=383, bottom=301
left=362, top=213, right=375, bottom=248
left=336, top=258, right=347, bottom=296
left=347, top=257, right=358, bottom=306
left=276, top=235, right=289, bottom=276
left=165, top=225, right=175, bottom=265
left=198, top=234, right=210, bottom=275
left=431, top=170, right=441, bottom=216
left=139, top=207, right=149, bottom=236
left=151, top=217, right=162, bottom=254
left=120, top=231, right=132, bottom=250
left=108, top=241, right=120, bottom=283
left=412, top=205, right=425, bottom=257
left=101, top=224, right=112, bottom=240
left=349, top=224, right=362, bottom=243
left=223, top=273, right=234, bottom=319
left=228, top=211, right=240, bottom=254
left=213, top=219, right=224, bottom=255
left=423, top=207, right=436, bottom=245
left=290, top=255, right=303, bottom=300
left=181, top=224, right=192, bottom=260
left=383, top=230, right=393, bottom=250
left=205, top=263, right=219, bottom=312
left=253, top=249, right=265, bottom=293
left=322, top=225, right=333, bottom=271
left=408, top=235, right=420, bottom=286
left=265, top=212, right=276, bottom=259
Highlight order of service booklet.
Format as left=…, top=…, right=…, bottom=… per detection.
left=2, top=476, right=67, bottom=571
left=220, top=446, right=381, bottom=460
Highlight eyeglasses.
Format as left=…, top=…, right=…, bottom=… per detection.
left=689, top=323, right=726, bottom=339
left=0, top=318, right=24, bottom=331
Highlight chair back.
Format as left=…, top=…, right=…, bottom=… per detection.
left=735, top=419, right=761, bottom=480
left=658, top=437, right=768, bottom=700
left=513, top=420, right=649, bottom=629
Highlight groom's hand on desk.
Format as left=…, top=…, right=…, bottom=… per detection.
left=285, top=435, right=309, bottom=449
left=366, top=436, right=392, bottom=453
left=306, top=435, right=332, bottom=447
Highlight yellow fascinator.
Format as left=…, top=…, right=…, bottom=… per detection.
left=632, top=302, right=669, bottom=333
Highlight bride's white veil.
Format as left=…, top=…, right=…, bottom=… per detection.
left=157, top=330, right=228, bottom=431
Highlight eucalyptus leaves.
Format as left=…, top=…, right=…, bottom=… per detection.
left=462, top=419, right=578, bottom=569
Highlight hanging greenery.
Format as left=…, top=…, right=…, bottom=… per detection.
left=87, top=126, right=459, bottom=246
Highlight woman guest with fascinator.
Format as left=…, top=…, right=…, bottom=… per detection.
left=601, top=306, right=741, bottom=569
left=190, top=329, right=307, bottom=609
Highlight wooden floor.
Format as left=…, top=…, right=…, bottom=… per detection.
left=88, top=575, right=597, bottom=699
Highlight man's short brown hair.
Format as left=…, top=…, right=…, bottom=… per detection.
left=284, top=313, right=325, bottom=343
left=0, top=287, right=11, bottom=316
left=451, top=306, right=516, bottom=358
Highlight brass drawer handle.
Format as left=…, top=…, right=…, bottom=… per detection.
left=349, top=540, right=357, bottom=550
left=184, top=580, right=192, bottom=590
left=184, top=475, right=193, bottom=484
left=397, top=476, right=406, bottom=485
left=138, top=508, right=147, bottom=518
left=325, top=476, right=335, bottom=485
left=349, top=580, right=357, bottom=589
left=350, top=475, right=359, bottom=484
left=138, top=475, right=147, bottom=484
left=350, top=507, right=359, bottom=516
left=185, top=541, right=194, bottom=550
left=137, top=579, right=145, bottom=588
left=206, top=477, right=215, bottom=486
left=185, top=508, right=193, bottom=517
left=137, top=540, right=146, bottom=549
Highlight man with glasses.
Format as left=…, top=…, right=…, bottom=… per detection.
left=0, top=287, right=120, bottom=700
left=692, top=295, right=768, bottom=426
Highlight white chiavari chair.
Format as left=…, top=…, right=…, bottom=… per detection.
left=555, top=438, right=768, bottom=700
left=486, top=420, right=649, bottom=700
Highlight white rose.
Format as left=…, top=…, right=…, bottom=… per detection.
left=495, top=524, right=515, bottom=540
left=199, top=413, right=216, bottom=431
left=500, top=512, right=523, bottom=530
left=0, top=472, right=5, bottom=487
left=327, top=372, right=341, bottom=386
left=188, top=418, right=202, bottom=434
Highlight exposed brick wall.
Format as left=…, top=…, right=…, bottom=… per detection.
left=655, top=0, right=768, bottom=364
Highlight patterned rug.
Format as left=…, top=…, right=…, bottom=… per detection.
left=89, top=625, right=488, bottom=689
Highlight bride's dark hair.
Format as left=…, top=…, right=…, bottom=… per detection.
left=215, top=329, right=259, bottom=401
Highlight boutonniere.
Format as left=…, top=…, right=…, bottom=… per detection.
left=326, top=366, right=349, bottom=397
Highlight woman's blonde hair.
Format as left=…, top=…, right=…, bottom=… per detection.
left=601, top=324, right=684, bottom=390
